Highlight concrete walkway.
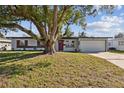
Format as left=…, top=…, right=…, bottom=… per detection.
left=88, top=52, right=124, bottom=69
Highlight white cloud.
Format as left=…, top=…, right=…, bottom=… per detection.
left=88, top=21, right=112, bottom=30
left=101, top=16, right=124, bottom=24
left=113, top=28, right=123, bottom=33
left=87, top=15, right=124, bottom=32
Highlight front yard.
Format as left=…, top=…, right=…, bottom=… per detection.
left=0, top=51, right=124, bottom=87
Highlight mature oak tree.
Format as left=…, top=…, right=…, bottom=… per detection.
left=0, top=5, right=115, bottom=54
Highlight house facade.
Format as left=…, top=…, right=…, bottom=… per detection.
left=5, top=37, right=111, bottom=52
left=0, top=38, right=11, bottom=50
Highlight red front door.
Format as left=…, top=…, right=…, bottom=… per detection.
left=58, top=40, right=64, bottom=51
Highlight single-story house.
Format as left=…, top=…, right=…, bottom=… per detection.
left=6, top=37, right=110, bottom=52
left=0, top=38, right=11, bottom=50
left=108, top=38, right=124, bottom=51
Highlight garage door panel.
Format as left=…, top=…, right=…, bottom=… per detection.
left=79, top=40, right=105, bottom=52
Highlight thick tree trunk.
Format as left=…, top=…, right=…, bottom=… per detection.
left=42, top=6, right=58, bottom=55
left=43, top=40, right=56, bottom=55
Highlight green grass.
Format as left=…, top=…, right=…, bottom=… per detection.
left=109, top=50, right=124, bottom=54
left=0, top=51, right=124, bottom=88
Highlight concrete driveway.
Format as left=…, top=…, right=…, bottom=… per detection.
left=88, top=52, right=124, bottom=69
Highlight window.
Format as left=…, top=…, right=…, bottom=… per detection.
left=37, top=41, right=41, bottom=46
left=65, top=40, right=75, bottom=48
left=16, top=40, right=27, bottom=47
left=17, top=40, right=20, bottom=47
left=118, top=41, right=124, bottom=45
left=20, top=41, right=25, bottom=46
left=25, top=40, right=28, bottom=46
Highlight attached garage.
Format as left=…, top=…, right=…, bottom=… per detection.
left=79, top=38, right=107, bottom=52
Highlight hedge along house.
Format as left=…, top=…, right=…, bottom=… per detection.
left=0, top=38, right=11, bottom=50
left=7, top=37, right=109, bottom=52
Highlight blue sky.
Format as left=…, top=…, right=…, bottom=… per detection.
left=6, top=5, right=124, bottom=37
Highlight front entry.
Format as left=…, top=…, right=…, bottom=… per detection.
left=58, top=40, right=64, bottom=51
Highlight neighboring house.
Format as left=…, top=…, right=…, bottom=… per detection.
left=108, top=38, right=124, bottom=51
left=0, top=38, right=11, bottom=50
left=7, top=37, right=44, bottom=51
left=6, top=37, right=110, bottom=52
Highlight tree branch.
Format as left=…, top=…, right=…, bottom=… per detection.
left=52, top=5, right=58, bottom=37
left=43, top=6, right=48, bottom=32
left=58, top=6, right=72, bottom=24
left=9, top=6, right=47, bottom=40
left=54, top=6, right=72, bottom=39
left=0, top=23, right=39, bottom=40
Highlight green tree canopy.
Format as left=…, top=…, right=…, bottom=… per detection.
left=0, top=5, right=115, bottom=54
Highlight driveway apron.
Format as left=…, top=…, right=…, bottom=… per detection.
left=88, top=52, right=124, bottom=69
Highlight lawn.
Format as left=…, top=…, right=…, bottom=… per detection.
left=109, top=50, right=124, bottom=54
left=0, top=51, right=124, bottom=88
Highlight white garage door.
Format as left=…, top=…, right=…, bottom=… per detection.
left=79, top=40, right=106, bottom=52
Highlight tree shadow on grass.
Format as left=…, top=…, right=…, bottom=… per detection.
left=0, top=52, right=43, bottom=64
left=0, top=62, right=51, bottom=77
left=0, top=51, right=51, bottom=77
